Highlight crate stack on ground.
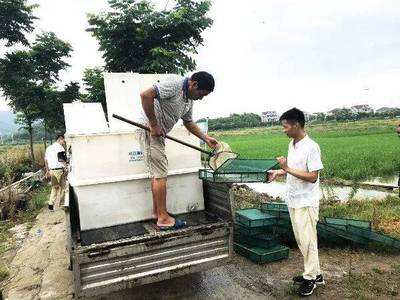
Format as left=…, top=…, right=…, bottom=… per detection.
left=234, top=201, right=400, bottom=263
left=234, top=206, right=290, bottom=264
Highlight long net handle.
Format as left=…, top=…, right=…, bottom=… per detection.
left=112, top=114, right=213, bottom=155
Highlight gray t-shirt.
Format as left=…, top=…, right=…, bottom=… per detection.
left=143, top=75, right=193, bottom=134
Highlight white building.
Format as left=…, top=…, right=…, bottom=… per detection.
left=350, top=104, right=373, bottom=114
left=260, top=111, right=279, bottom=123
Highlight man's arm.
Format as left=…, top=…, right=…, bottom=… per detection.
left=286, top=168, right=319, bottom=183
left=277, top=156, right=319, bottom=183
left=183, top=121, right=218, bottom=148
left=140, top=87, right=163, bottom=136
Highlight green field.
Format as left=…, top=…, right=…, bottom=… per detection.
left=211, top=119, right=400, bottom=181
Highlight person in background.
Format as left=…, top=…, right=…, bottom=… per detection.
left=267, top=108, right=325, bottom=297
left=44, top=134, right=67, bottom=211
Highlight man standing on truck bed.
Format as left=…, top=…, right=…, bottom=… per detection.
left=140, top=71, right=218, bottom=230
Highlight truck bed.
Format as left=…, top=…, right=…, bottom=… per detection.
left=66, top=181, right=234, bottom=299
left=80, top=211, right=224, bottom=246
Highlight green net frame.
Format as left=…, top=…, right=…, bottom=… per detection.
left=199, top=158, right=279, bottom=183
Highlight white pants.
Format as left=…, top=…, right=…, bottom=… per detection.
left=288, top=207, right=321, bottom=280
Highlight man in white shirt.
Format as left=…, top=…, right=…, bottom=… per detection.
left=45, top=134, right=67, bottom=211
left=268, top=108, right=324, bottom=297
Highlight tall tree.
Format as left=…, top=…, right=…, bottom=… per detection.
left=0, top=33, right=72, bottom=170
left=30, top=32, right=72, bottom=84
left=82, top=67, right=107, bottom=113
left=0, top=0, right=38, bottom=46
left=87, top=0, right=213, bottom=74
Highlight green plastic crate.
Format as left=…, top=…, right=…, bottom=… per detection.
left=317, top=222, right=369, bottom=245
left=346, top=225, right=400, bottom=249
left=199, top=159, right=279, bottom=183
left=262, top=208, right=290, bottom=220
left=324, top=217, right=371, bottom=230
left=234, top=233, right=279, bottom=248
left=317, top=226, right=349, bottom=246
left=235, top=209, right=276, bottom=227
left=234, top=243, right=289, bottom=264
left=261, top=202, right=288, bottom=211
left=234, top=222, right=273, bottom=236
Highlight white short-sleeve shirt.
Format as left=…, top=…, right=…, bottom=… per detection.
left=45, top=142, right=66, bottom=169
left=284, top=135, right=324, bottom=208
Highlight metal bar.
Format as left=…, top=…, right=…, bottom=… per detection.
left=112, top=114, right=212, bottom=155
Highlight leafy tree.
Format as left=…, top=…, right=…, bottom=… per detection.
left=0, top=0, right=38, bottom=46
left=82, top=67, right=107, bottom=113
left=0, top=33, right=72, bottom=170
left=87, top=0, right=213, bottom=74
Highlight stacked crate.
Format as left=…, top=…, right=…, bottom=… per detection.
left=234, top=202, right=400, bottom=264
left=234, top=207, right=290, bottom=264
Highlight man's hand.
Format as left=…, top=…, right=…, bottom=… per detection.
left=204, top=135, right=218, bottom=148
left=266, top=170, right=278, bottom=183
left=277, top=156, right=288, bottom=171
left=150, top=125, right=164, bottom=137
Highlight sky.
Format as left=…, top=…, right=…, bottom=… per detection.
left=1, top=0, right=400, bottom=119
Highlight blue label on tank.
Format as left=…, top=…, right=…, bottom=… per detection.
left=129, top=150, right=144, bottom=162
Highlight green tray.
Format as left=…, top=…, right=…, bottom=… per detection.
left=260, top=202, right=289, bottom=219
left=234, top=222, right=273, bottom=236
left=235, top=209, right=276, bottom=227
left=317, top=222, right=369, bottom=245
left=234, top=243, right=289, bottom=264
left=317, top=226, right=349, bottom=246
left=324, top=217, right=371, bottom=230
left=234, top=233, right=279, bottom=249
left=199, top=159, right=279, bottom=183
left=346, top=225, right=400, bottom=249
left=261, top=202, right=288, bottom=211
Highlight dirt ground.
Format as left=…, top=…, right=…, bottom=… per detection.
left=1, top=205, right=399, bottom=300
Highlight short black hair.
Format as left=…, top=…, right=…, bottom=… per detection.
left=56, top=133, right=65, bottom=140
left=279, top=108, right=305, bottom=128
left=190, top=71, right=215, bottom=92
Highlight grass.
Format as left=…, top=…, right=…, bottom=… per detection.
left=0, top=184, right=50, bottom=283
left=320, top=195, right=400, bottom=239
left=0, top=266, right=9, bottom=281
left=211, top=119, right=400, bottom=181
left=0, top=144, right=45, bottom=188
left=0, top=185, right=50, bottom=253
left=346, top=267, right=400, bottom=298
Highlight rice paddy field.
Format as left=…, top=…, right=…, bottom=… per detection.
left=211, top=119, right=400, bottom=181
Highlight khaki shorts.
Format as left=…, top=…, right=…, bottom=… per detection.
left=138, top=130, right=168, bottom=178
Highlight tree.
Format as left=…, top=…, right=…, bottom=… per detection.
left=30, top=32, right=72, bottom=84
left=0, top=33, right=72, bottom=170
left=44, top=81, right=81, bottom=140
left=82, top=67, right=107, bottom=113
left=0, top=0, right=38, bottom=46
left=334, top=108, right=353, bottom=121
left=87, top=0, right=213, bottom=74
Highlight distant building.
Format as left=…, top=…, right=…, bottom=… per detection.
left=376, top=107, right=398, bottom=114
left=304, top=112, right=315, bottom=122
left=326, top=108, right=341, bottom=116
left=350, top=104, right=373, bottom=114
left=260, top=111, right=279, bottom=123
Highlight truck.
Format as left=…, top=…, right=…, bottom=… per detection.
left=63, top=73, right=234, bottom=299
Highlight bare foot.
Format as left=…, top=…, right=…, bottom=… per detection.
left=157, top=215, right=175, bottom=226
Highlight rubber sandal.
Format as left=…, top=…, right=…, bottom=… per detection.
left=152, top=212, right=176, bottom=223
left=157, top=217, right=187, bottom=231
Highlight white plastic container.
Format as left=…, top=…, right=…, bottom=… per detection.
left=64, top=73, right=205, bottom=231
